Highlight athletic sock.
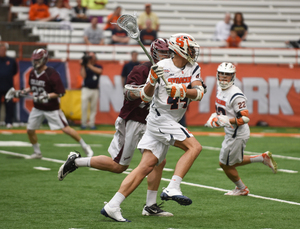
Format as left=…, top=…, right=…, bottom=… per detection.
left=75, top=157, right=91, bottom=167
left=250, top=154, right=263, bottom=163
left=33, top=143, right=41, bottom=154
left=234, top=179, right=246, bottom=190
left=79, top=138, right=87, bottom=149
left=167, top=175, right=182, bottom=190
left=108, top=192, right=125, bottom=208
left=146, top=190, right=157, bottom=207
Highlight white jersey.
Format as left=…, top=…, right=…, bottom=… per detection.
left=215, top=85, right=250, bottom=138
left=147, top=58, right=202, bottom=124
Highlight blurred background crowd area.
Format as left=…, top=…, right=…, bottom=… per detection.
left=0, top=0, right=299, bottom=61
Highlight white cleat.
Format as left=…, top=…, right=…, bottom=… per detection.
left=26, top=153, right=42, bottom=159
left=142, top=203, right=173, bottom=216
left=160, top=188, right=192, bottom=206
left=83, top=145, right=94, bottom=157
left=262, top=151, right=277, bottom=174
left=101, top=203, right=130, bottom=222
left=224, top=186, right=249, bottom=196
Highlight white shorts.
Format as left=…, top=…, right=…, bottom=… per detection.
left=27, top=107, right=68, bottom=130
left=219, top=134, right=249, bottom=166
left=108, top=117, right=146, bottom=166
left=137, top=119, right=193, bottom=165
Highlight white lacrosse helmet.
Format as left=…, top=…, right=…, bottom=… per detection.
left=168, top=33, right=200, bottom=65
left=216, top=62, right=236, bottom=89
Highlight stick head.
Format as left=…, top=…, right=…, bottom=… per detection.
left=117, top=13, right=140, bottom=40
left=5, top=87, right=15, bottom=102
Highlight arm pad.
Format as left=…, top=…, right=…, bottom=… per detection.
left=236, top=110, right=250, bottom=126
left=191, top=85, right=204, bottom=101
left=140, top=86, right=152, bottom=103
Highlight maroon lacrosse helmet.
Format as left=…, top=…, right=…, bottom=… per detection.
left=31, top=48, right=48, bottom=70
left=150, top=38, right=170, bottom=63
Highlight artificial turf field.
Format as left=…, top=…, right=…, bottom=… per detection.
left=0, top=126, right=299, bottom=229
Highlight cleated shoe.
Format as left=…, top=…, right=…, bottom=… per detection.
left=26, top=153, right=42, bottom=159
left=142, top=203, right=173, bottom=216
left=262, top=151, right=277, bottom=174
left=83, top=145, right=94, bottom=157
left=224, top=186, right=249, bottom=196
left=101, top=204, right=130, bottom=222
left=160, top=188, right=192, bottom=206
left=58, top=151, right=81, bottom=181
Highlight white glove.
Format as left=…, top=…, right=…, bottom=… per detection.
left=217, top=114, right=232, bottom=128
left=165, top=83, right=187, bottom=99
left=14, top=90, right=27, bottom=98
left=204, top=113, right=232, bottom=128
left=33, top=92, right=49, bottom=103
left=204, top=113, right=218, bottom=128
left=149, top=64, right=164, bottom=86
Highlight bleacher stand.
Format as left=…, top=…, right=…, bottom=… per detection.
left=3, top=0, right=300, bottom=64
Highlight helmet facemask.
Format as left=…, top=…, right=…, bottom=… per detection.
left=217, top=72, right=235, bottom=89
left=31, top=49, right=48, bottom=71
left=32, top=58, right=45, bottom=70
left=216, top=62, right=236, bottom=89
left=150, top=38, right=170, bottom=63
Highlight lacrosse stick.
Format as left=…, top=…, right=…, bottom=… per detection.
left=5, top=87, right=16, bottom=102
left=5, top=87, right=33, bottom=102
left=117, top=12, right=169, bottom=86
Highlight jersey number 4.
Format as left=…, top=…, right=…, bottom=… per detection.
left=168, top=97, right=188, bottom=110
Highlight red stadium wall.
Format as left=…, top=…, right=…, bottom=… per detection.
left=17, top=60, right=300, bottom=127
left=67, top=61, right=300, bottom=127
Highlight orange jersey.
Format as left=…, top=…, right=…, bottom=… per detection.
left=29, top=4, right=50, bottom=21
left=104, top=13, right=119, bottom=30
left=226, top=36, right=241, bottom=47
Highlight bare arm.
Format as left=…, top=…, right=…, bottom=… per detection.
left=86, top=63, right=102, bottom=75
left=241, top=30, right=248, bottom=41
left=99, top=38, right=105, bottom=45
left=80, top=66, right=86, bottom=79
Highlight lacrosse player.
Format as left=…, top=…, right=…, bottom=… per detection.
left=58, top=38, right=174, bottom=217
left=205, top=62, right=277, bottom=196
left=99, top=33, right=206, bottom=222
left=13, top=48, right=93, bottom=159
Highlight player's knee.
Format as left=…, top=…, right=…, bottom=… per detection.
left=113, top=164, right=128, bottom=173
left=192, top=142, right=202, bottom=155
left=139, top=163, right=155, bottom=175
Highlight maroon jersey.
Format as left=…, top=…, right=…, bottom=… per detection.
left=119, top=62, right=151, bottom=124
left=29, top=67, right=66, bottom=111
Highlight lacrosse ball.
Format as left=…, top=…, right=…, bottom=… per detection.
left=127, top=22, right=134, bottom=30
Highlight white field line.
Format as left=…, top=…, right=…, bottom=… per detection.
left=34, top=166, right=51, bottom=171
left=217, top=167, right=298, bottom=174
left=1, top=150, right=300, bottom=206
left=54, top=144, right=102, bottom=147
left=202, top=146, right=300, bottom=161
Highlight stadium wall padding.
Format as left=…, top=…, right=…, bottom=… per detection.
left=16, top=60, right=300, bottom=127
